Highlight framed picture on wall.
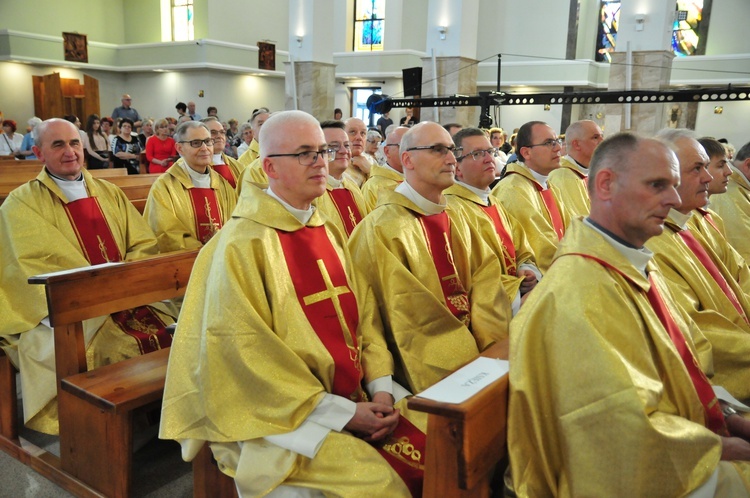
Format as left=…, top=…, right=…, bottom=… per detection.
left=258, top=42, right=275, bottom=71
left=63, top=32, right=88, bottom=63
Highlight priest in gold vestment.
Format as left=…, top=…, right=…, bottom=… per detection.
left=647, top=130, right=750, bottom=400
left=202, top=117, right=246, bottom=188
left=509, top=133, right=750, bottom=497
left=236, top=108, right=268, bottom=167
left=160, top=111, right=422, bottom=497
left=349, top=122, right=511, bottom=394
left=447, top=127, right=540, bottom=313
left=144, top=121, right=237, bottom=253
left=361, top=126, right=408, bottom=211
left=547, top=119, right=603, bottom=218
left=0, top=119, right=175, bottom=435
left=491, top=121, right=570, bottom=272
left=711, top=141, right=750, bottom=261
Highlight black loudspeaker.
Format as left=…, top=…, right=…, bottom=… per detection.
left=402, top=67, right=422, bottom=97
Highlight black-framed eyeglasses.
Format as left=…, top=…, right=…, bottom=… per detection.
left=267, top=149, right=336, bottom=166
left=178, top=138, right=215, bottom=148
left=210, top=129, right=226, bottom=137
left=457, top=147, right=499, bottom=161
left=384, top=143, right=400, bottom=148
left=405, top=144, right=462, bottom=157
left=328, top=143, right=352, bottom=153
left=525, top=138, right=563, bottom=150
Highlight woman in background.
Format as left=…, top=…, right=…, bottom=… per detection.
left=84, top=114, right=111, bottom=169
left=0, top=120, right=24, bottom=157
left=111, top=118, right=141, bottom=174
left=145, top=118, right=177, bottom=174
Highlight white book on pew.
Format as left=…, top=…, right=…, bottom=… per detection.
left=415, top=357, right=509, bottom=404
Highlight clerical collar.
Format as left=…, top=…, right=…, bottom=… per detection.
left=180, top=161, right=211, bottom=188
left=327, top=175, right=343, bottom=189
left=47, top=169, right=88, bottom=202
left=266, top=186, right=315, bottom=224
left=211, top=153, right=224, bottom=165
left=564, top=155, right=589, bottom=175
left=521, top=162, right=549, bottom=189
left=383, top=162, right=404, bottom=177
left=395, top=180, right=446, bottom=215
left=667, top=208, right=692, bottom=230
left=584, top=218, right=653, bottom=276
left=457, top=180, right=490, bottom=205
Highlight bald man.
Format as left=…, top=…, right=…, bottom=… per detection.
left=201, top=117, right=246, bottom=188
left=111, top=93, right=142, bottom=128
left=0, top=118, right=174, bottom=435
left=548, top=119, right=604, bottom=217
left=344, top=117, right=375, bottom=187
left=361, top=126, right=408, bottom=211
left=349, top=121, right=511, bottom=394
left=160, top=110, right=424, bottom=497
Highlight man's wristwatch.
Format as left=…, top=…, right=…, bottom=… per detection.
left=722, top=405, right=739, bottom=418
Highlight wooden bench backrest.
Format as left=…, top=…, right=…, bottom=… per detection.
left=29, top=250, right=199, bottom=383
left=408, top=341, right=509, bottom=498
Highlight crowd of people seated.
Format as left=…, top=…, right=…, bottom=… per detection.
left=2, top=95, right=750, bottom=497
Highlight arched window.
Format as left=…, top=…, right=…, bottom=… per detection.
left=354, top=0, right=385, bottom=52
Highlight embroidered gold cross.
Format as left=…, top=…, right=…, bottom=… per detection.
left=303, top=259, right=360, bottom=368
left=347, top=206, right=358, bottom=227
left=97, top=235, right=111, bottom=262
left=199, top=196, right=220, bottom=242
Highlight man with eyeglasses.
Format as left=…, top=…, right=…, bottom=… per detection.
left=361, top=126, right=408, bottom=211
left=0, top=118, right=175, bottom=435
left=344, top=117, right=373, bottom=187
left=491, top=120, right=570, bottom=273
left=201, top=117, right=245, bottom=189
left=144, top=121, right=237, bottom=253
left=349, top=121, right=511, bottom=395
left=314, top=120, right=368, bottom=239
left=446, top=128, right=541, bottom=315
left=160, top=110, right=424, bottom=497
left=548, top=119, right=604, bottom=217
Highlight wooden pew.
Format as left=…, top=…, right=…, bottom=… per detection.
left=409, top=341, right=510, bottom=498
left=0, top=251, right=198, bottom=497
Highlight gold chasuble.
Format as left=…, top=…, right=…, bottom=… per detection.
left=491, top=162, right=570, bottom=273
left=689, top=207, right=750, bottom=297
left=235, top=157, right=269, bottom=197
left=211, top=153, right=246, bottom=189
left=143, top=159, right=237, bottom=253
left=160, top=184, right=422, bottom=497
left=315, top=179, right=368, bottom=239
left=236, top=138, right=260, bottom=166
left=361, top=164, right=403, bottom=211
left=647, top=213, right=750, bottom=400
left=711, top=169, right=750, bottom=261
left=0, top=169, right=176, bottom=434
left=446, top=182, right=538, bottom=301
left=509, top=219, right=750, bottom=497
left=548, top=155, right=591, bottom=218
left=348, top=190, right=510, bottom=393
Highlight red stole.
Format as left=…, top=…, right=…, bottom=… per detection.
left=419, top=212, right=471, bottom=328
left=277, top=226, right=425, bottom=495
left=696, top=208, right=722, bottom=236
left=63, top=197, right=171, bottom=353
left=480, top=204, right=517, bottom=276
left=505, top=171, right=565, bottom=240
left=188, top=188, right=223, bottom=245
left=570, top=251, right=727, bottom=436
left=678, top=229, right=749, bottom=324
left=327, top=188, right=364, bottom=237
left=646, top=275, right=727, bottom=436
left=212, top=163, right=236, bottom=188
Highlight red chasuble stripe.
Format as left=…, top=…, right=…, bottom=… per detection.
left=480, top=204, right=517, bottom=276
left=277, top=225, right=425, bottom=496
left=678, top=229, right=749, bottom=324
left=188, top=188, right=223, bottom=245
left=418, top=212, right=471, bottom=328
left=568, top=252, right=727, bottom=436
left=327, top=188, right=363, bottom=237
left=505, top=171, right=565, bottom=240
left=645, top=275, right=727, bottom=436
left=63, top=197, right=171, bottom=353
left=697, top=208, right=722, bottom=236
left=277, top=226, right=363, bottom=400
left=212, top=164, right=236, bottom=188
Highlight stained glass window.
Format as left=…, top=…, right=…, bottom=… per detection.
left=672, top=1, right=703, bottom=56
left=595, top=0, right=620, bottom=63
left=172, top=0, right=194, bottom=42
left=354, top=0, right=384, bottom=52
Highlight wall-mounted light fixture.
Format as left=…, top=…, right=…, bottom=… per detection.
left=296, top=36, right=303, bottom=48
left=544, top=104, right=551, bottom=111
left=438, top=26, right=447, bottom=40
left=634, top=14, right=646, bottom=32
left=714, top=106, right=724, bottom=114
